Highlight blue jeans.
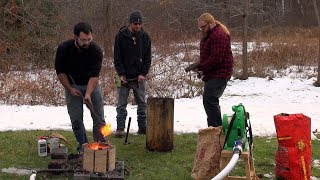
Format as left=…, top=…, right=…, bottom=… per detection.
left=116, top=81, right=147, bottom=130
left=203, top=78, right=228, bottom=127
left=65, top=84, right=106, bottom=152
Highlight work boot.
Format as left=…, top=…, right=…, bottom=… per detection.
left=114, top=128, right=125, bottom=138
left=137, top=128, right=146, bottom=135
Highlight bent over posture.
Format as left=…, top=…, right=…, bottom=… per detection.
left=55, top=22, right=106, bottom=152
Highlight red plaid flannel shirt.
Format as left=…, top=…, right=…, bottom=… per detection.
left=198, top=24, right=234, bottom=82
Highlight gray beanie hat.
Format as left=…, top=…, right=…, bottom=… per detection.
left=129, top=10, right=143, bottom=24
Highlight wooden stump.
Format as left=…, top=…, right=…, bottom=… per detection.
left=146, top=98, right=174, bottom=151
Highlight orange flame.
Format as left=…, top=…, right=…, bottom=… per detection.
left=100, top=123, right=112, bottom=137
left=88, top=142, right=109, bottom=150
left=88, top=142, right=99, bottom=150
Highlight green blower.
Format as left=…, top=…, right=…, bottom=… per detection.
left=222, top=103, right=252, bottom=151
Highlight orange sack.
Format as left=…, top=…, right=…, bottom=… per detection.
left=274, top=113, right=311, bottom=180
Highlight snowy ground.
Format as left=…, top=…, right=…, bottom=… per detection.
left=1, top=76, right=319, bottom=139
left=1, top=73, right=320, bottom=179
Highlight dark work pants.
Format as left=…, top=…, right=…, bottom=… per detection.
left=203, top=78, right=228, bottom=127
left=116, top=81, right=147, bottom=130
left=65, top=84, right=106, bottom=152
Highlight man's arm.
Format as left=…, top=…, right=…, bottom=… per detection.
left=141, top=34, right=151, bottom=76
left=57, top=73, right=81, bottom=96
left=84, top=77, right=99, bottom=105
left=55, top=44, right=81, bottom=96
left=85, top=44, right=103, bottom=104
left=114, top=33, right=126, bottom=76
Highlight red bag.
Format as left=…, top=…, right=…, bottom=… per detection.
left=274, top=113, right=311, bottom=180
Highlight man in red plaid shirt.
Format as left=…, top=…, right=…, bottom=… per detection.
left=195, top=13, right=234, bottom=127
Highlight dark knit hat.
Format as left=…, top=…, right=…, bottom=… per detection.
left=129, top=10, right=143, bottom=24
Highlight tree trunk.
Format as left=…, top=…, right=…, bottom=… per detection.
left=0, top=0, right=9, bottom=29
left=254, top=0, right=263, bottom=27
left=312, top=0, right=320, bottom=86
left=103, top=0, right=113, bottom=58
left=317, top=37, right=320, bottom=87
left=312, top=0, right=320, bottom=26
left=221, top=0, right=229, bottom=27
left=241, top=0, right=248, bottom=80
left=0, top=9, right=3, bottom=29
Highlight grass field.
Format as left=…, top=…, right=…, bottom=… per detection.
left=0, top=131, right=319, bottom=179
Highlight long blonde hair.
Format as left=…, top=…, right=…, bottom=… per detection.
left=198, top=13, right=230, bottom=35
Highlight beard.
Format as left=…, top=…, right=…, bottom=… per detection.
left=131, top=26, right=141, bottom=33
left=76, top=41, right=90, bottom=49
left=80, top=44, right=89, bottom=49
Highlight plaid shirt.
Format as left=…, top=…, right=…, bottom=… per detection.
left=198, top=24, right=233, bottom=82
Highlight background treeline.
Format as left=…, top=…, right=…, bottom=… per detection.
left=0, top=0, right=320, bottom=105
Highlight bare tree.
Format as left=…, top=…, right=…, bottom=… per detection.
left=240, top=0, right=249, bottom=80
left=312, top=0, right=320, bottom=86
left=221, top=0, right=230, bottom=27
left=312, top=0, right=320, bottom=26
left=103, top=0, right=113, bottom=58
left=0, top=0, right=9, bottom=29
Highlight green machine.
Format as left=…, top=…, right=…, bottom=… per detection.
left=222, top=103, right=253, bottom=151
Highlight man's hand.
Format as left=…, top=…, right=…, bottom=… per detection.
left=138, top=75, right=145, bottom=82
left=69, top=87, right=82, bottom=96
left=84, top=94, right=92, bottom=107
left=185, top=61, right=200, bottom=72
left=120, top=75, right=127, bottom=83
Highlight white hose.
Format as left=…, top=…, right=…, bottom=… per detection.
left=29, top=173, right=36, bottom=180
left=212, top=153, right=240, bottom=180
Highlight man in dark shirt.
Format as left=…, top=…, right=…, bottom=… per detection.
left=113, top=10, right=151, bottom=137
left=55, top=22, right=106, bottom=152
left=195, top=13, right=234, bottom=127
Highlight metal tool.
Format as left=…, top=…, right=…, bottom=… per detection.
left=124, top=117, right=132, bottom=145
left=184, top=61, right=200, bottom=72
left=68, top=75, right=107, bottom=142
left=68, top=75, right=102, bottom=122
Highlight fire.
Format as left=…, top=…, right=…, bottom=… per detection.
left=101, top=123, right=112, bottom=137
left=86, top=123, right=111, bottom=150
left=88, top=142, right=109, bottom=150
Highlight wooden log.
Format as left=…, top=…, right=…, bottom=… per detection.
left=146, top=98, right=174, bottom=151
left=95, top=149, right=107, bottom=173
left=107, top=145, right=116, bottom=171
left=83, top=147, right=94, bottom=172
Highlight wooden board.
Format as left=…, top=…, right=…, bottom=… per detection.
left=220, top=150, right=258, bottom=180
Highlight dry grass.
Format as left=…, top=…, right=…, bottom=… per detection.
left=0, top=71, right=64, bottom=105
left=0, top=27, right=319, bottom=106
left=233, top=27, right=319, bottom=78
